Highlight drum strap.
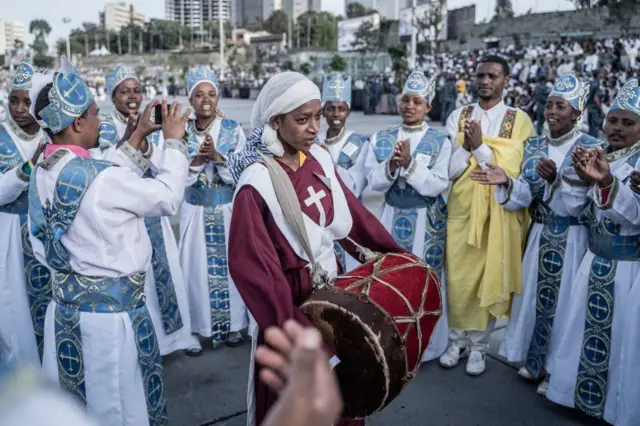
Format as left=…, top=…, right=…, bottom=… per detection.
left=259, top=153, right=330, bottom=289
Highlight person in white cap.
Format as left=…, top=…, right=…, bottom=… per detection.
left=28, top=57, right=190, bottom=426
left=317, top=72, right=369, bottom=273
left=179, top=66, right=249, bottom=356
left=363, top=67, right=452, bottom=364
left=99, top=64, right=193, bottom=357
left=226, top=71, right=402, bottom=426
left=0, top=60, right=50, bottom=367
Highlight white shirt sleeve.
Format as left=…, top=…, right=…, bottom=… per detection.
left=336, top=140, right=370, bottom=198
left=404, top=137, right=452, bottom=197
left=495, top=176, right=533, bottom=211
left=364, top=134, right=398, bottom=193
left=471, top=143, right=494, bottom=166
left=0, top=166, right=29, bottom=206
left=94, top=139, right=189, bottom=218
left=591, top=178, right=640, bottom=227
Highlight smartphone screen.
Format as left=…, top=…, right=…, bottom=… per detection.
left=154, top=104, right=163, bottom=124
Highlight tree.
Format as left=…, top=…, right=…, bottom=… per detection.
left=494, top=0, right=515, bottom=20
left=346, top=2, right=377, bottom=19
left=13, top=39, right=25, bottom=50
left=413, top=0, right=446, bottom=52
left=264, top=10, right=289, bottom=34
left=29, top=19, right=53, bottom=67
left=330, top=54, right=347, bottom=72
left=388, top=46, right=409, bottom=88
left=351, top=21, right=380, bottom=53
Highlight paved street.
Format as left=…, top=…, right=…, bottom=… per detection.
left=116, top=98, right=607, bottom=425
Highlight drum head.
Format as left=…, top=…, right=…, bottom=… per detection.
left=301, top=288, right=406, bottom=419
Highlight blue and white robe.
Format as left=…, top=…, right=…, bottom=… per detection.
left=178, top=117, right=249, bottom=345
left=364, top=123, right=452, bottom=363
left=99, top=112, right=193, bottom=355
left=317, top=129, right=369, bottom=272
left=28, top=140, right=190, bottom=425
left=546, top=141, right=640, bottom=426
left=0, top=120, right=50, bottom=366
left=497, top=132, right=602, bottom=377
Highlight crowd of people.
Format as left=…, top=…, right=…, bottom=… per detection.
left=2, top=33, right=640, bottom=426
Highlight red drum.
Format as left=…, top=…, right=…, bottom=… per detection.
left=300, top=252, right=442, bottom=419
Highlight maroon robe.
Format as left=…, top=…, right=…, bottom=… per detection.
left=228, top=152, right=403, bottom=426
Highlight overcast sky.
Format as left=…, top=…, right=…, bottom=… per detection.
left=4, top=0, right=575, bottom=45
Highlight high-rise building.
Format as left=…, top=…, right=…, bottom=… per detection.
left=165, top=0, right=233, bottom=28
left=0, top=19, right=27, bottom=55
left=283, top=0, right=309, bottom=22
left=102, top=2, right=149, bottom=31
left=234, top=0, right=282, bottom=29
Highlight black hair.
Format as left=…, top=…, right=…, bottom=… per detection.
left=477, top=55, right=510, bottom=77
left=35, top=83, right=54, bottom=138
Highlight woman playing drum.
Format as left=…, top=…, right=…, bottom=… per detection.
left=226, top=72, right=404, bottom=426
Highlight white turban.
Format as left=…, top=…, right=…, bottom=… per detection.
left=251, top=72, right=321, bottom=128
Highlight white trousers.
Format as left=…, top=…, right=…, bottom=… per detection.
left=448, top=318, right=497, bottom=353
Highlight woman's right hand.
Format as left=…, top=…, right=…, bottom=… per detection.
left=162, top=99, right=192, bottom=142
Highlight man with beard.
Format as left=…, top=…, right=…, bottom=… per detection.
left=0, top=60, right=51, bottom=366
left=441, top=55, right=534, bottom=376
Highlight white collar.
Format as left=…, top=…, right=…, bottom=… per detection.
left=475, top=100, right=507, bottom=122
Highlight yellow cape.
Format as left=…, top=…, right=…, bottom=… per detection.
left=446, top=110, right=534, bottom=331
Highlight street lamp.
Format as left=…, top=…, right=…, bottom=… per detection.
left=62, top=17, right=72, bottom=59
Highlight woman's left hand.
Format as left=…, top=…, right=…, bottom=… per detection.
left=536, top=157, right=558, bottom=184
left=392, top=140, right=412, bottom=169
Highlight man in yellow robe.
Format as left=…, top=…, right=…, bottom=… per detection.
left=441, top=55, right=534, bottom=376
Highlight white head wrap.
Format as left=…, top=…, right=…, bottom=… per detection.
left=250, top=72, right=320, bottom=156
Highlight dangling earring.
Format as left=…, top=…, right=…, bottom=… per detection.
left=262, top=124, right=284, bottom=156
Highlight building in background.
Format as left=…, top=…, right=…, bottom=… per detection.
left=283, top=0, right=308, bottom=22
left=263, top=0, right=283, bottom=21
left=447, top=5, right=476, bottom=41
left=0, top=19, right=27, bottom=55
left=101, top=2, right=149, bottom=31
left=166, top=0, right=232, bottom=28
left=310, top=0, right=345, bottom=15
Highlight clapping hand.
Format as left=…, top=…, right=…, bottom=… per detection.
left=464, top=120, right=483, bottom=151
left=575, top=147, right=613, bottom=188
left=536, top=157, right=557, bottom=184
left=256, top=320, right=343, bottom=426
left=572, top=146, right=595, bottom=184
left=392, top=140, right=412, bottom=168
left=470, top=163, right=509, bottom=186
left=198, top=134, right=224, bottom=163
left=129, top=101, right=162, bottom=151
left=161, top=99, right=192, bottom=142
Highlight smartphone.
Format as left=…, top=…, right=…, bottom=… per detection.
left=154, top=104, right=163, bottom=124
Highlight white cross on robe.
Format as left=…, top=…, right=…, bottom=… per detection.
left=304, top=186, right=327, bottom=227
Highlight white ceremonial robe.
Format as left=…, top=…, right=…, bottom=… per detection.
left=179, top=117, right=249, bottom=340
left=105, top=113, right=193, bottom=355
left=317, top=128, right=369, bottom=272
left=496, top=132, right=589, bottom=375
left=545, top=149, right=640, bottom=426
left=0, top=121, right=43, bottom=366
left=30, top=141, right=189, bottom=426
left=364, top=123, right=452, bottom=363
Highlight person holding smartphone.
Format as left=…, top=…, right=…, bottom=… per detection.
left=28, top=58, right=191, bottom=425
left=179, top=66, right=249, bottom=356
left=98, top=64, right=193, bottom=357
